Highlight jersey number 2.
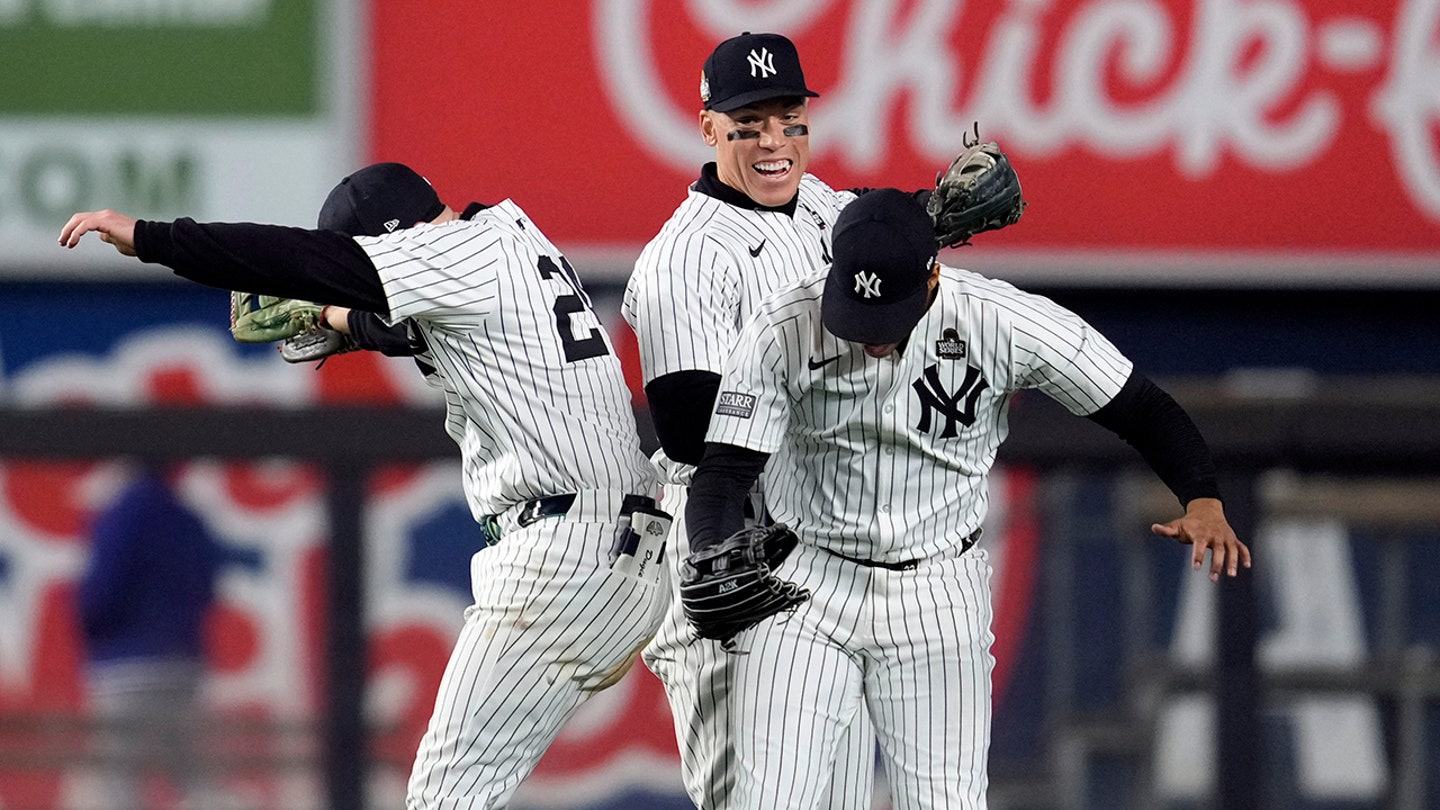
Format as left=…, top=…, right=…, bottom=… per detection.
left=537, top=255, right=609, bottom=362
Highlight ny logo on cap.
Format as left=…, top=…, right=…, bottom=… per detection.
left=854, top=271, right=882, bottom=299
left=748, top=48, right=776, bottom=78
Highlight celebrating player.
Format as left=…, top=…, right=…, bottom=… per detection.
left=58, top=164, right=672, bottom=810
left=622, top=31, right=1020, bottom=807
left=681, top=188, right=1251, bottom=808
left=622, top=31, right=880, bottom=807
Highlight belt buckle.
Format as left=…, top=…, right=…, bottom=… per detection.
left=520, top=499, right=545, bottom=526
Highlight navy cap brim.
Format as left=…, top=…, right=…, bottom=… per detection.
left=707, top=87, right=819, bottom=113
left=821, top=270, right=931, bottom=345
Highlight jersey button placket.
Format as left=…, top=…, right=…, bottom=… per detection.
left=869, top=357, right=901, bottom=550
left=874, top=403, right=902, bottom=546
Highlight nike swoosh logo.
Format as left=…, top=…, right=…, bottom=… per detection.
left=748, top=240, right=766, bottom=257
left=808, top=355, right=841, bottom=370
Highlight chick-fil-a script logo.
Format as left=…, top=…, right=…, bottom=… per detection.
left=597, top=0, right=1440, bottom=219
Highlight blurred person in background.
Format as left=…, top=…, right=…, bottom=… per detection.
left=77, top=464, right=221, bottom=810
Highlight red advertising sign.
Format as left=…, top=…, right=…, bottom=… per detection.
left=371, top=0, right=1438, bottom=283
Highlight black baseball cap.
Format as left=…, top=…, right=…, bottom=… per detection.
left=317, top=162, right=446, bottom=237
left=701, top=32, right=818, bottom=113
left=822, top=189, right=939, bottom=345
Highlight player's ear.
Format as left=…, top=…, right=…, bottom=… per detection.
left=700, top=111, right=719, bottom=147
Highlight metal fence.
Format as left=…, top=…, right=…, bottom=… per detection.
left=2, top=379, right=1437, bottom=809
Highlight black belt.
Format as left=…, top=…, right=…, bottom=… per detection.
left=821, top=527, right=981, bottom=571
left=483, top=493, right=658, bottom=545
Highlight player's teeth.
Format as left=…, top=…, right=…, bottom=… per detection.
left=755, top=161, right=790, bottom=173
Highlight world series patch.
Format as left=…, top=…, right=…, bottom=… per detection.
left=716, top=391, right=757, bottom=418
left=936, top=328, right=967, bottom=360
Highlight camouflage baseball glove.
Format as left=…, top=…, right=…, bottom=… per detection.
left=679, top=524, right=810, bottom=646
left=927, top=140, right=1026, bottom=249
left=229, top=291, right=358, bottom=363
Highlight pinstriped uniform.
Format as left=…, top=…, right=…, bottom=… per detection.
left=357, top=200, right=667, bottom=809
left=705, top=265, right=1133, bottom=808
left=365, top=200, right=654, bottom=519
left=624, top=176, right=853, bottom=380
left=622, top=174, right=880, bottom=808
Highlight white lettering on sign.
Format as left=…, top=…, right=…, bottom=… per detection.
left=597, top=0, right=1440, bottom=220
left=38, top=0, right=270, bottom=25
left=0, top=145, right=198, bottom=226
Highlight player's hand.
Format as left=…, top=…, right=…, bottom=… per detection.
left=58, top=210, right=139, bottom=256
left=1151, top=497, right=1251, bottom=581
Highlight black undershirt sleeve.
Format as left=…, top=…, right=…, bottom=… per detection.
left=347, top=311, right=419, bottom=356
left=686, top=442, right=770, bottom=553
left=134, top=218, right=390, bottom=317
left=645, top=370, right=723, bottom=466
left=1086, top=370, right=1222, bottom=506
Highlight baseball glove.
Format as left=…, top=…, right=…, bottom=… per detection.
left=679, top=524, right=810, bottom=645
left=278, top=327, right=358, bottom=364
left=230, top=291, right=359, bottom=363
left=927, top=140, right=1026, bottom=249
left=230, top=291, right=324, bottom=343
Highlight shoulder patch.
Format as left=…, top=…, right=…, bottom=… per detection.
left=715, top=391, right=757, bottom=419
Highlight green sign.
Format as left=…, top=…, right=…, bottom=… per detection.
left=0, top=1, right=318, bottom=115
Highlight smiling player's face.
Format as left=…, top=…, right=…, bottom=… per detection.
left=702, top=99, right=811, bottom=208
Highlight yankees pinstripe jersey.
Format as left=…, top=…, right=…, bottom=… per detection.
left=354, top=199, right=655, bottom=518
left=622, top=173, right=856, bottom=382
left=707, top=264, right=1134, bottom=563
left=626, top=170, right=881, bottom=809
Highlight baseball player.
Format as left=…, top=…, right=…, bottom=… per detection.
left=683, top=188, right=1251, bottom=808
left=59, top=163, right=673, bottom=809
left=622, top=31, right=881, bottom=807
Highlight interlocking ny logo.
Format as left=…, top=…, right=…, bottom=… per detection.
left=854, top=271, right=882, bottom=299
left=748, top=47, right=776, bottom=78
left=912, top=364, right=988, bottom=438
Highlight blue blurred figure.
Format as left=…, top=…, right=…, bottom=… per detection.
left=77, top=466, right=221, bottom=810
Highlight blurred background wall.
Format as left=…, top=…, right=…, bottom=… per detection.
left=1, top=1, right=1437, bottom=808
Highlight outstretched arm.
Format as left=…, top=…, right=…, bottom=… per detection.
left=1087, top=370, right=1252, bottom=580
left=61, top=210, right=389, bottom=315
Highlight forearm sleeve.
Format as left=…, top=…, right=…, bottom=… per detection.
left=348, top=311, right=419, bottom=356
left=1086, top=371, right=1222, bottom=506
left=686, top=442, right=769, bottom=552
